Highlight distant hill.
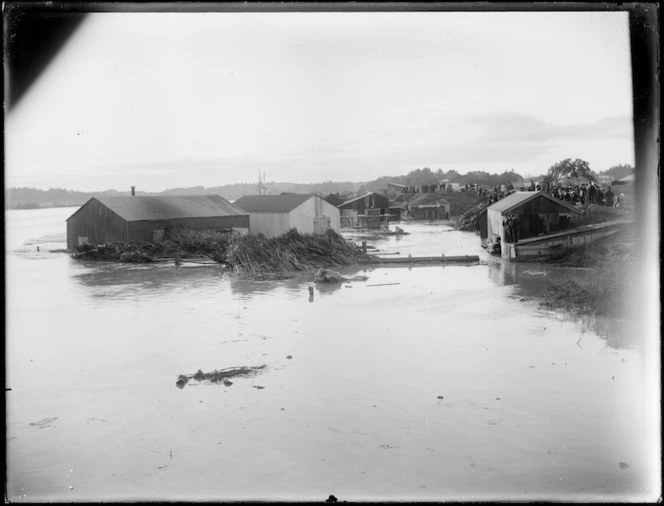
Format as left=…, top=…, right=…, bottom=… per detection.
left=4, top=187, right=151, bottom=209
left=5, top=168, right=525, bottom=209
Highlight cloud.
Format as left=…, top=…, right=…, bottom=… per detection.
left=464, top=111, right=633, bottom=143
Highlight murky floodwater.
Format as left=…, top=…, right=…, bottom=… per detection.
left=5, top=209, right=658, bottom=501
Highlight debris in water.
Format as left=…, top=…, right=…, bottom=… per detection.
left=495, top=397, right=501, bottom=400
left=253, top=385, right=265, bottom=390
left=176, top=375, right=190, bottom=389
left=69, top=486, right=73, bottom=490
left=286, top=355, right=293, bottom=360
left=315, top=268, right=368, bottom=284
left=30, top=417, right=57, bottom=429
left=176, top=365, right=266, bottom=389
left=437, top=396, right=444, bottom=400
left=619, top=462, right=630, bottom=469
left=326, top=495, right=338, bottom=503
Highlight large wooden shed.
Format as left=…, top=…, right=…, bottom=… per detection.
left=66, top=195, right=249, bottom=250
left=484, top=191, right=581, bottom=247
left=233, top=193, right=340, bottom=238
left=338, top=192, right=390, bottom=228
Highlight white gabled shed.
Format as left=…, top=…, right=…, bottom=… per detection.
left=233, top=193, right=341, bottom=238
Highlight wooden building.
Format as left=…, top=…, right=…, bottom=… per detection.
left=233, top=193, right=340, bottom=238
left=338, top=192, right=390, bottom=228
left=66, top=195, right=249, bottom=250
left=404, top=194, right=450, bottom=220
left=483, top=191, right=582, bottom=258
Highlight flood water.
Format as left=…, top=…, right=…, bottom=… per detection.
left=5, top=209, right=659, bottom=502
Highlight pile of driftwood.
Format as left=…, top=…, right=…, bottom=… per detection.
left=227, top=229, right=373, bottom=275
left=72, top=228, right=374, bottom=275
left=72, top=242, right=174, bottom=263
left=176, top=365, right=266, bottom=389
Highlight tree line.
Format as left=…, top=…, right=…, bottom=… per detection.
left=6, top=162, right=633, bottom=209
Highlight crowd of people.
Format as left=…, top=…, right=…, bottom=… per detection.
left=399, top=183, right=449, bottom=194
left=544, top=182, right=625, bottom=208
left=399, top=180, right=626, bottom=209
left=476, top=181, right=625, bottom=208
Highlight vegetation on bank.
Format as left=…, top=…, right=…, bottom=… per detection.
left=72, top=228, right=374, bottom=275
left=535, top=227, right=637, bottom=318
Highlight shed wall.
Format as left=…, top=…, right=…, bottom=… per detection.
left=487, top=209, right=504, bottom=243
left=248, top=213, right=290, bottom=237
left=128, top=215, right=250, bottom=242
left=66, top=199, right=128, bottom=249
left=316, top=198, right=341, bottom=232
left=288, top=198, right=316, bottom=234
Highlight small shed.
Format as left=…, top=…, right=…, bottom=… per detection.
left=233, top=193, right=340, bottom=238
left=66, top=194, right=249, bottom=250
left=405, top=194, right=450, bottom=220
left=484, top=191, right=581, bottom=248
left=338, top=192, right=390, bottom=228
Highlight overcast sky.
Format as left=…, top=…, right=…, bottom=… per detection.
left=6, top=11, right=634, bottom=192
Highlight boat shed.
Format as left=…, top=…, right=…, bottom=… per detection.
left=66, top=194, right=250, bottom=250
left=484, top=191, right=582, bottom=249
left=338, top=192, right=390, bottom=228
left=233, top=193, right=340, bottom=238
left=404, top=194, right=450, bottom=220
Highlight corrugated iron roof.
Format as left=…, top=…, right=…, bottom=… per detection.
left=68, top=194, right=248, bottom=221
left=487, top=191, right=581, bottom=214
left=339, top=192, right=386, bottom=207
left=233, top=194, right=314, bottom=213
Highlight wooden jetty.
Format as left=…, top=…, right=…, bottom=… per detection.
left=502, top=219, right=632, bottom=261
left=365, top=254, right=480, bottom=265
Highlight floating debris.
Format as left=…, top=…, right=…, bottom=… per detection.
left=314, top=268, right=368, bottom=284
left=176, top=365, right=266, bottom=389
left=30, top=417, right=57, bottom=429
left=619, top=462, right=630, bottom=469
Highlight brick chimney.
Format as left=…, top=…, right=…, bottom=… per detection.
left=131, top=186, right=135, bottom=196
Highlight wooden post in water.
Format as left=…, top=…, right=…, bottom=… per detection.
left=362, top=241, right=367, bottom=254
left=37, top=246, right=40, bottom=252
left=175, top=254, right=181, bottom=267
left=308, top=286, right=314, bottom=302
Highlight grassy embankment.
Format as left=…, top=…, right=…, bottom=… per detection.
left=396, top=190, right=480, bottom=219
left=531, top=203, right=636, bottom=317
left=451, top=188, right=637, bottom=317
left=72, top=228, right=374, bottom=277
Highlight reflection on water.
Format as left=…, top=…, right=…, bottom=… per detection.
left=486, top=262, right=637, bottom=350
left=5, top=209, right=656, bottom=502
